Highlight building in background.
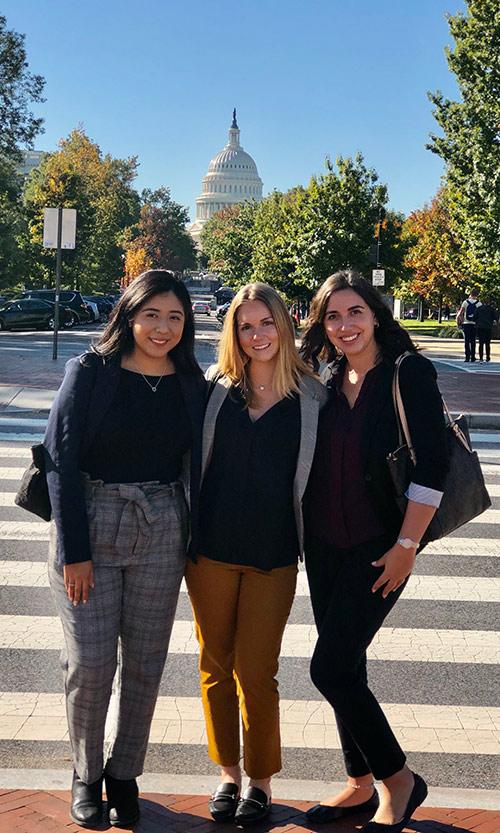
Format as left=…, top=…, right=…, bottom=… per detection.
left=17, top=150, right=46, bottom=177
left=189, top=110, right=263, bottom=245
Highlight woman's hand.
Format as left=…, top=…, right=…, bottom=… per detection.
left=371, top=543, right=416, bottom=598
left=63, top=561, right=94, bottom=606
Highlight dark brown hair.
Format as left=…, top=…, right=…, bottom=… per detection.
left=301, top=270, right=417, bottom=370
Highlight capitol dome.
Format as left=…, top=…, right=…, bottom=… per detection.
left=189, top=110, right=263, bottom=245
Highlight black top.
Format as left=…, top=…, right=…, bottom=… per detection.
left=81, top=368, right=192, bottom=484
left=199, top=387, right=301, bottom=570
left=305, top=365, right=385, bottom=548
left=475, top=303, right=498, bottom=330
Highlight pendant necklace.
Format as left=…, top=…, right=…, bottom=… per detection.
left=134, top=363, right=168, bottom=393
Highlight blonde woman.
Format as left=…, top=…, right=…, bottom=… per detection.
left=186, top=283, right=326, bottom=826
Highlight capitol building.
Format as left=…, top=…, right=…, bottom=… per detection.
left=189, top=110, right=263, bottom=245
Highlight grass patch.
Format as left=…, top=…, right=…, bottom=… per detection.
left=400, top=320, right=460, bottom=338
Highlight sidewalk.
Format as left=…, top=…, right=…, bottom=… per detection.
left=1, top=337, right=499, bottom=431
left=1, top=787, right=499, bottom=833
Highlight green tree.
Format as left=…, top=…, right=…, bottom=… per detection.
left=123, top=187, right=197, bottom=282
left=0, top=14, right=45, bottom=287
left=200, top=201, right=258, bottom=286
left=0, top=14, right=45, bottom=161
left=22, top=129, right=140, bottom=292
left=428, top=0, right=500, bottom=294
left=0, top=156, right=26, bottom=288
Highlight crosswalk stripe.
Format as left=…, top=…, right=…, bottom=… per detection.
left=0, top=693, right=497, bottom=754
left=1, top=521, right=499, bottom=558
left=0, top=447, right=32, bottom=458
left=0, top=468, right=28, bottom=480
left=0, top=616, right=498, bottom=664
left=1, top=561, right=499, bottom=602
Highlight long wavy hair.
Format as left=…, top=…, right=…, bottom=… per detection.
left=218, top=282, right=315, bottom=398
left=94, top=270, right=200, bottom=374
left=301, top=270, right=417, bottom=370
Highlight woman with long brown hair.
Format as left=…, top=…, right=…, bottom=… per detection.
left=186, top=282, right=326, bottom=826
left=301, top=270, right=448, bottom=833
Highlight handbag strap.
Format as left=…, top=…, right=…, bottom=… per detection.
left=392, top=352, right=473, bottom=464
left=392, top=353, right=417, bottom=465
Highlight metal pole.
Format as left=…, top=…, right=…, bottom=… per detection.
left=376, top=206, right=383, bottom=268
left=52, top=206, right=62, bottom=360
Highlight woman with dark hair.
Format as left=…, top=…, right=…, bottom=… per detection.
left=301, top=271, right=448, bottom=833
left=44, top=269, right=205, bottom=828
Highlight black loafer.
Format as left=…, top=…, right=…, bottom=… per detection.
left=235, top=786, right=271, bottom=827
left=209, top=782, right=240, bottom=822
left=306, top=789, right=379, bottom=823
left=104, top=770, right=140, bottom=828
left=361, top=772, right=428, bottom=833
left=70, top=770, right=103, bottom=827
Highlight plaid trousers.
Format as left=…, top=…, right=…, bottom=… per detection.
left=49, top=477, right=187, bottom=783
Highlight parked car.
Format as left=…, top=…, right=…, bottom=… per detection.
left=82, top=297, right=100, bottom=322
left=192, top=301, right=211, bottom=316
left=0, top=298, right=72, bottom=331
left=216, top=302, right=231, bottom=322
left=86, top=295, right=114, bottom=320
left=21, top=290, right=92, bottom=324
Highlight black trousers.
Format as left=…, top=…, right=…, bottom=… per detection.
left=305, top=534, right=407, bottom=781
left=463, top=325, right=476, bottom=361
left=477, top=328, right=491, bottom=361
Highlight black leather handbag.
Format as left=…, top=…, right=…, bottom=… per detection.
left=14, top=443, right=52, bottom=521
left=386, top=352, right=491, bottom=545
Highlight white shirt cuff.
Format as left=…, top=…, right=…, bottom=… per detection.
left=405, top=482, right=443, bottom=508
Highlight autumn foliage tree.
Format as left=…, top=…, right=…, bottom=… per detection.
left=22, top=129, right=140, bottom=292
left=402, top=188, right=467, bottom=313
left=123, top=187, right=197, bottom=284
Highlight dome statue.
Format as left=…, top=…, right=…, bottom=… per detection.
left=189, top=110, right=263, bottom=245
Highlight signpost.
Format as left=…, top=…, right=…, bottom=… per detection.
left=372, top=268, right=385, bottom=287
left=42, top=208, right=76, bottom=359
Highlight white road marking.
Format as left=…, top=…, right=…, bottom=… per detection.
left=0, top=616, right=498, bottom=664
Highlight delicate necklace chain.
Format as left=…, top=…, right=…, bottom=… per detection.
left=134, top=362, right=168, bottom=393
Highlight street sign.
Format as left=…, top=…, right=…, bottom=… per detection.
left=43, top=208, right=77, bottom=249
left=372, top=268, right=385, bottom=286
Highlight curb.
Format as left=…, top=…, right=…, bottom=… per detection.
left=0, top=770, right=499, bottom=812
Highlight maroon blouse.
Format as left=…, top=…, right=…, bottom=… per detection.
left=304, top=365, right=385, bottom=549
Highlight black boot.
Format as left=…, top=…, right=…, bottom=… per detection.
left=104, top=769, right=140, bottom=827
left=70, top=770, right=103, bottom=827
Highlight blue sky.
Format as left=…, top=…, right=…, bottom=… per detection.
left=4, top=0, right=464, bottom=220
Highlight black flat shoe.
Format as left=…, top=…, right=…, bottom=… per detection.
left=70, top=770, right=103, bottom=827
left=235, top=786, right=271, bottom=827
left=104, top=770, right=140, bottom=828
left=361, top=772, right=428, bottom=833
left=306, top=789, right=379, bottom=823
left=209, top=782, right=240, bottom=822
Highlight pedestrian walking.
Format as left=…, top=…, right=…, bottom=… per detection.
left=300, top=271, right=449, bottom=833
left=475, top=298, right=498, bottom=362
left=456, top=288, right=481, bottom=361
left=44, top=270, right=205, bottom=828
left=185, top=283, right=326, bottom=826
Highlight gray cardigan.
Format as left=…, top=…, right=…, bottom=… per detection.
left=202, top=367, right=327, bottom=557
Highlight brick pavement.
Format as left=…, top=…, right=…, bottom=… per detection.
left=0, top=790, right=498, bottom=833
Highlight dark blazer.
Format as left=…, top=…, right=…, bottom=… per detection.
left=322, top=353, right=449, bottom=537
left=43, top=352, right=206, bottom=566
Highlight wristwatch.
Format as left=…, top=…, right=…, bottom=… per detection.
left=397, top=537, right=420, bottom=550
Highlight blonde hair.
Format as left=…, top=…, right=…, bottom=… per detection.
left=217, top=283, right=315, bottom=399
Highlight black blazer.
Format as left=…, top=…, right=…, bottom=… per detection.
left=43, top=352, right=206, bottom=566
left=323, top=353, right=449, bottom=537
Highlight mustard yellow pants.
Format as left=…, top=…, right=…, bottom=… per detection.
left=185, top=555, right=297, bottom=779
